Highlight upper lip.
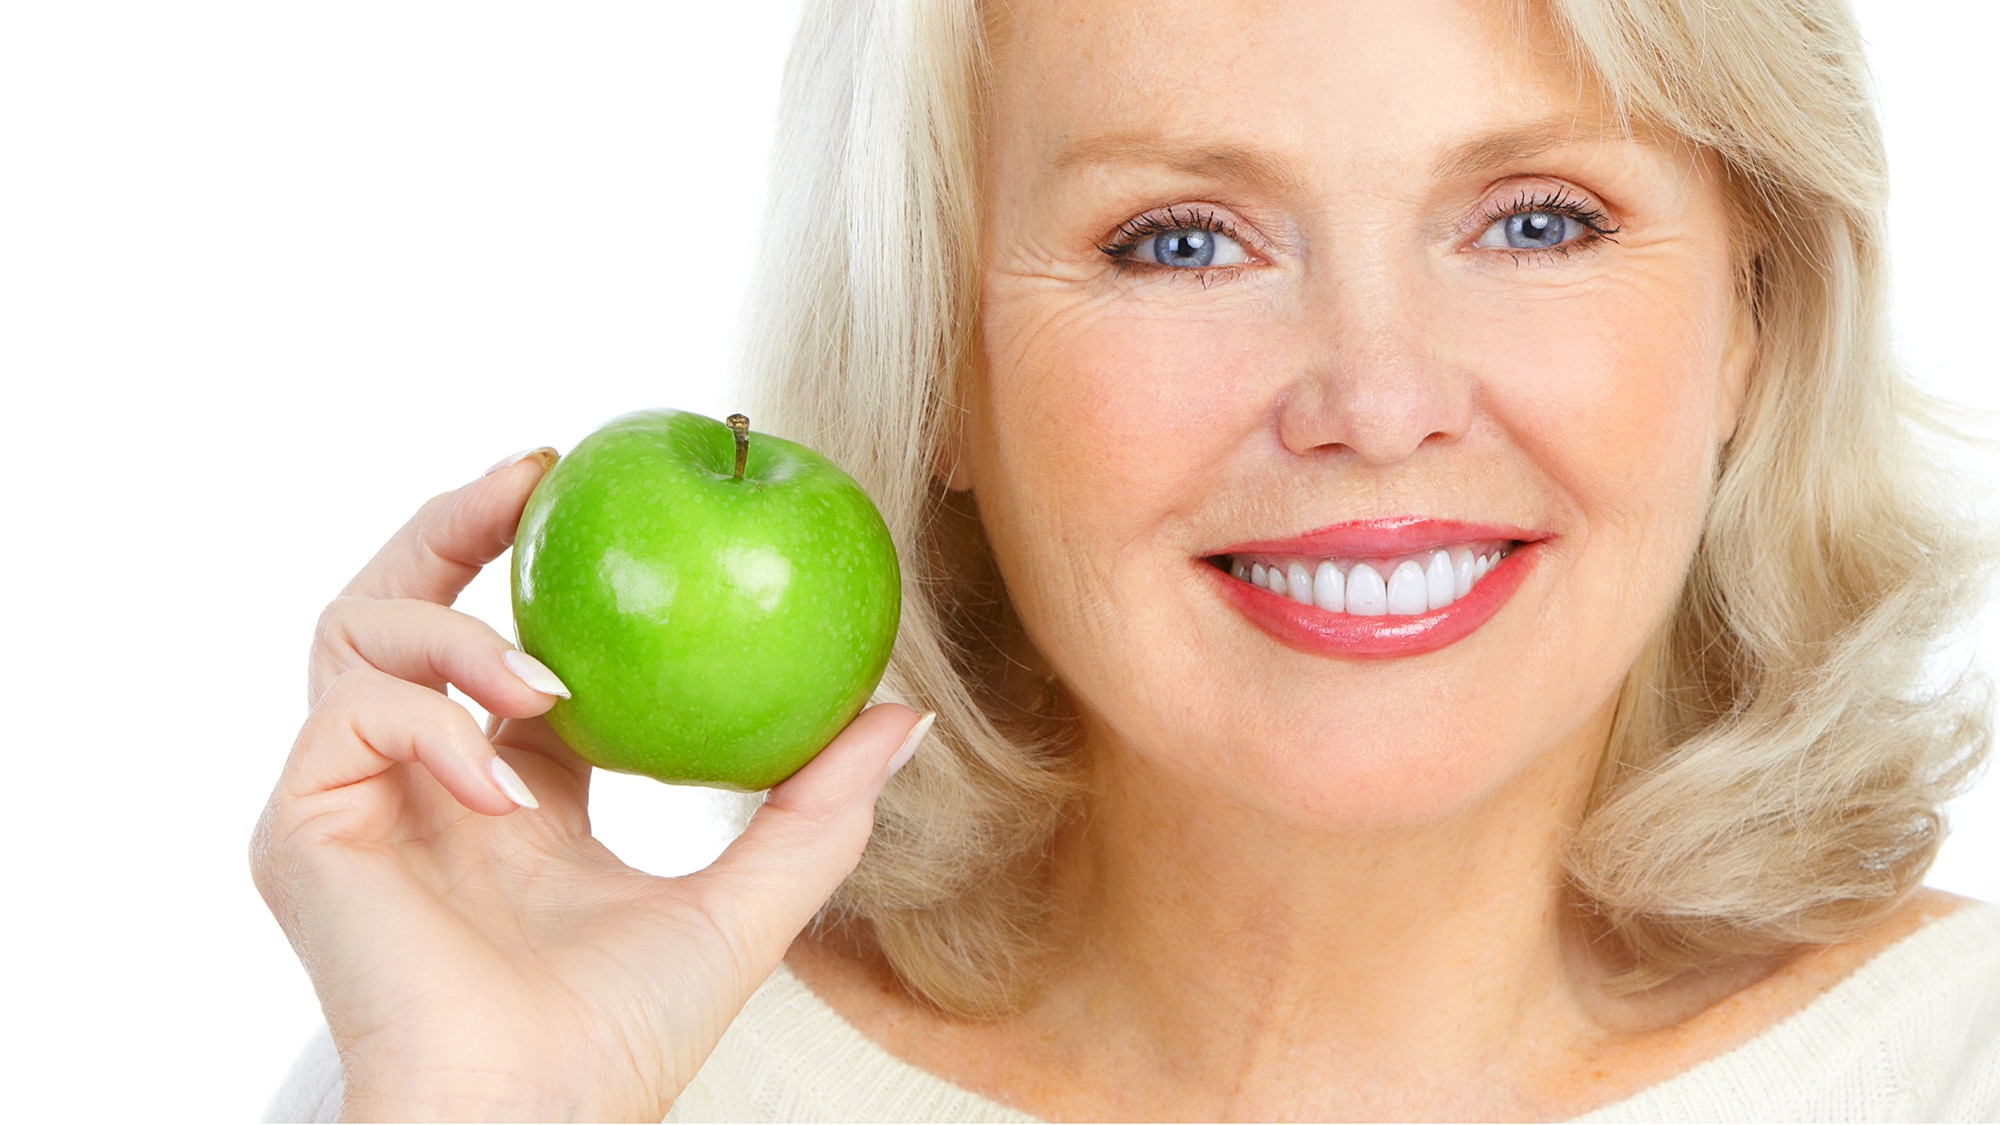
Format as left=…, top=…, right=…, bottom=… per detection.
left=1208, top=516, right=1551, bottom=559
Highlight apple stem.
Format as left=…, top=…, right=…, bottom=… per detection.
left=727, top=413, right=750, bottom=480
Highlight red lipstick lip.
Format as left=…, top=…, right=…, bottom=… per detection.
left=1210, top=516, right=1549, bottom=560
left=1205, top=539, right=1541, bottom=659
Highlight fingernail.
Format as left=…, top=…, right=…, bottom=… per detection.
left=503, top=649, right=572, bottom=698
left=485, top=446, right=557, bottom=476
left=490, top=756, right=540, bottom=809
left=887, top=711, right=936, bottom=778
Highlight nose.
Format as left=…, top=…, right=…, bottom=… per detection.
left=1276, top=265, right=1473, bottom=466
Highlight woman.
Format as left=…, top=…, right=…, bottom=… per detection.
left=256, top=0, right=2000, bottom=1119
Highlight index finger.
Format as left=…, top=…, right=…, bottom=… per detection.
left=342, top=448, right=556, bottom=605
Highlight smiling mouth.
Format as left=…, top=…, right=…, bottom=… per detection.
left=1212, top=541, right=1516, bottom=616
left=1199, top=518, right=1546, bottom=658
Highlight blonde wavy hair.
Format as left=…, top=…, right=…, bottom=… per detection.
left=739, top=0, right=1993, bottom=1014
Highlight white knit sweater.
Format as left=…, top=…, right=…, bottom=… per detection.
left=267, top=901, right=2000, bottom=1122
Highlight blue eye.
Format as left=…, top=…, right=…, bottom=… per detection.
left=1132, top=227, right=1248, bottom=268
left=1469, top=188, right=1619, bottom=255
left=1475, top=209, right=1589, bottom=251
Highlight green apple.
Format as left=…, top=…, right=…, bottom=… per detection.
left=511, top=409, right=901, bottom=790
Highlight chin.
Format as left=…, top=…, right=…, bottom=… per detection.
left=1234, top=696, right=1575, bottom=829
left=1078, top=611, right=1620, bottom=832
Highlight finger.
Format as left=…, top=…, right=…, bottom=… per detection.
left=280, top=667, right=532, bottom=817
left=341, top=448, right=556, bottom=606
left=310, top=597, right=568, bottom=718
left=491, top=713, right=595, bottom=787
left=691, top=705, right=933, bottom=967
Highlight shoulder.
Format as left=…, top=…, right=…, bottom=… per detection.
left=1584, top=894, right=2000, bottom=1122
left=667, top=959, right=883, bottom=1122
left=669, top=956, right=1038, bottom=1124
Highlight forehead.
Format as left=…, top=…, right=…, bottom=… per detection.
left=983, top=0, right=1625, bottom=180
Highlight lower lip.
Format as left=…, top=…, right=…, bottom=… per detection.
left=1204, top=544, right=1539, bottom=658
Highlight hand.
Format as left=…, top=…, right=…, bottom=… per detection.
left=250, top=450, right=930, bottom=1122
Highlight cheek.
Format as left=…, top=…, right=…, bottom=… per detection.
left=971, top=287, right=1283, bottom=673
left=1446, top=268, right=1729, bottom=748
left=976, top=291, right=1281, bottom=558
left=1469, top=275, right=1726, bottom=552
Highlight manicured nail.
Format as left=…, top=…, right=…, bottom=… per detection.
left=887, top=711, right=936, bottom=778
left=490, top=756, right=540, bottom=809
left=485, top=446, right=557, bottom=476
left=503, top=649, right=571, bottom=698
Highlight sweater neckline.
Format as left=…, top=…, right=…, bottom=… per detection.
left=762, top=900, right=1999, bottom=1122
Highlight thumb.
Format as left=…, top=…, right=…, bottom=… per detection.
left=691, top=704, right=933, bottom=971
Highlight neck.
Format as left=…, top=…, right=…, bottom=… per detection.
left=785, top=689, right=1843, bottom=1120
left=1018, top=698, right=1635, bottom=1105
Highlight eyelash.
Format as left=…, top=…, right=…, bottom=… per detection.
left=1095, top=187, right=1623, bottom=277
left=1097, top=206, right=1251, bottom=280
left=1472, top=186, right=1622, bottom=262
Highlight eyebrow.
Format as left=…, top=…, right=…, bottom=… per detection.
left=1049, top=115, right=1644, bottom=191
left=1430, top=115, right=1641, bottom=180
left=1049, top=134, right=1309, bottom=194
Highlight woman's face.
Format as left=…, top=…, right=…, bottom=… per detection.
left=957, top=0, right=1754, bottom=826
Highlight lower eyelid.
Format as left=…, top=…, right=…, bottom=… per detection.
left=1484, top=234, right=1609, bottom=265
left=1113, top=262, right=1252, bottom=287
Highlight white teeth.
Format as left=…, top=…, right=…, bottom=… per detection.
left=1425, top=549, right=1454, bottom=611
left=1286, top=561, right=1314, bottom=605
left=1227, top=541, right=1514, bottom=616
left=1346, top=563, right=1388, bottom=615
left=1313, top=559, right=1343, bottom=613
left=1386, top=560, right=1429, bottom=615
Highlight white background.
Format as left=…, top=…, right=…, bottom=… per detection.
left=0, top=3, right=1992, bottom=1119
